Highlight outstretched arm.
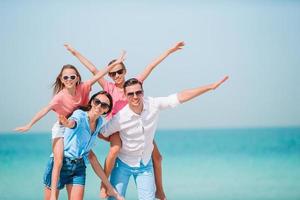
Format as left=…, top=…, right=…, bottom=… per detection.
left=14, top=105, right=52, bottom=132
left=86, top=51, right=126, bottom=86
left=137, top=41, right=185, bottom=82
left=88, top=151, right=124, bottom=200
left=58, top=115, right=76, bottom=129
left=64, top=44, right=106, bottom=88
left=177, top=76, right=229, bottom=103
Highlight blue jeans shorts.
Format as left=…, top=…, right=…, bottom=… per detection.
left=43, top=157, right=86, bottom=190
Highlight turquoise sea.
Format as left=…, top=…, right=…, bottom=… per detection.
left=1, top=127, right=300, bottom=200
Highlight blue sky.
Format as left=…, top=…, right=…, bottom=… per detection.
left=1, top=0, right=300, bottom=132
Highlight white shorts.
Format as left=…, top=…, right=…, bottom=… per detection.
left=51, top=121, right=65, bottom=139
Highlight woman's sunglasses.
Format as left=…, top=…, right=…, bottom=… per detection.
left=93, top=98, right=110, bottom=110
left=126, top=90, right=143, bottom=97
left=108, top=69, right=124, bottom=77
left=62, top=74, right=77, bottom=81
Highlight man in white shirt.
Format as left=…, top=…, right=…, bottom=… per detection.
left=101, top=76, right=228, bottom=200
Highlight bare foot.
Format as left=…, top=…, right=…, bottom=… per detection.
left=155, top=190, right=167, bottom=200
left=100, top=184, right=108, bottom=199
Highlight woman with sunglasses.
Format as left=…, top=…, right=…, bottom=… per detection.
left=43, top=91, right=124, bottom=200
left=65, top=42, right=184, bottom=200
left=15, top=52, right=125, bottom=200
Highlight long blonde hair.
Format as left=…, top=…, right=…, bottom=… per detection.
left=52, top=64, right=82, bottom=95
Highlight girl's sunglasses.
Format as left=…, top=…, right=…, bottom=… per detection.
left=93, top=98, right=110, bottom=110
left=62, top=74, right=77, bottom=81
left=108, top=69, right=124, bottom=77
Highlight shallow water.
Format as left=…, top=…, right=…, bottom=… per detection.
left=1, top=127, right=299, bottom=200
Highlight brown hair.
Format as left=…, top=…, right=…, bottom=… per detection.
left=79, top=91, right=113, bottom=115
left=108, top=59, right=126, bottom=70
left=52, top=64, right=82, bottom=95
left=123, top=78, right=143, bottom=92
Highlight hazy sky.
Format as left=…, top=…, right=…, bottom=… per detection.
left=1, top=0, right=300, bottom=132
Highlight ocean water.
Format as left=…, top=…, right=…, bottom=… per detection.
left=0, top=127, right=300, bottom=200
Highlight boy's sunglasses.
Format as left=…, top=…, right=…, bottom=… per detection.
left=126, top=90, right=143, bottom=97
left=93, top=98, right=110, bottom=110
left=108, top=69, right=124, bottom=77
left=62, top=74, right=77, bottom=81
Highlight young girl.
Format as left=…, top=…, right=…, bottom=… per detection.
left=14, top=51, right=125, bottom=200
left=64, top=42, right=184, bottom=200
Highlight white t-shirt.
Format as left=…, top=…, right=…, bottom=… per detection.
left=100, top=94, right=180, bottom=167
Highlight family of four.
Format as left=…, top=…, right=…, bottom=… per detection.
left=15, top=42, right=228, bottom=200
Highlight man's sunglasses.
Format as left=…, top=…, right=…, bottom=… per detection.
left=93, top=98, right=110, bottom=110
left=108, top=69, right=124, bottom=77
left=62, top=74, right=77, bottom=81
left=126, top=90, right=143, bottom=97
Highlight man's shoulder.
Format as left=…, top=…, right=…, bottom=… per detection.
left=144, top=96, right=162, bottom=105
left=116, top=103, right=128, bottom=113
left=112, top=104, right=131, bottom=119
left=144, top=96, right=156, bottom=102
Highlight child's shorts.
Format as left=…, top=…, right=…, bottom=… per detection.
left=51, top=121, right=65, bottom=139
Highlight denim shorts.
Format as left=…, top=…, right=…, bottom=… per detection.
left=43, top=157, right=86, bottom=190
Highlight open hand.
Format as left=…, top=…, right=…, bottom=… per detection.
left=115, top=50, right=126, bottom=64
left=64, top=43, right=77, bottom=55
left=211, top=76, right=229, bottom=90
left=14, top=124, right=31, bottom=132
left=109, top=50, right=126, bottom=69
left=169, top=41, right=185, bottom=53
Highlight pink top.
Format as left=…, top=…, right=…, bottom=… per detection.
left=103, top=81, right=128, bottom=120
left=49, top=82, right=91, bottom=117
left=103, top=77, right=142, bottom=120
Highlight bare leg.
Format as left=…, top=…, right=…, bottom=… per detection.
left=44, top=187, right=59, bottom=200
left=100, top=132, right=122, bottom=198
left=152, top=141, right=166, bottom=200
left=88, top=151, right=124, bottom=200
left=66, top=184, right=85, bottom=200
left=50, top=137, right=64, bottom=200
